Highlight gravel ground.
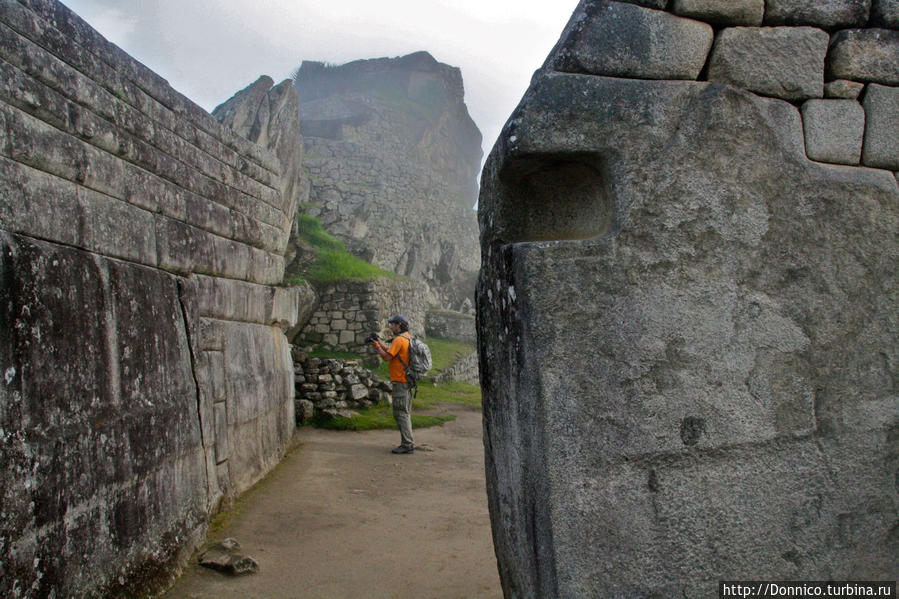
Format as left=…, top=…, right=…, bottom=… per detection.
left=161, top=404, right=502, bottom=599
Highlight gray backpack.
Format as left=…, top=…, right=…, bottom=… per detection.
left=399, top=333, right=432, bottom=389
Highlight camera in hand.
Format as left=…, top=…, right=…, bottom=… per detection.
left=364, top=332, right=380, bottom=344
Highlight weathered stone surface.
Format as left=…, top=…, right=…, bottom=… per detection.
left=295, top=399, right=315, bottom=423
left=824, top=79, right=865, bottom=99
left=827, top=29, right=899, bottom=86
left=707, top=27, right=829, bottom=100
left=801, top=99, right=865, bottom=164
left=613, top=0, right=667, bottom=8
left=218, top=320, right=294, bottom=494
left=862, top=83, right=899, bottom=170
left=673, top=0, right=764, bottom=26
left=871, top=0, right=899, bottom=27
left=0, top=233, right=208, bottom=597
left=547, top=1, right=714, bottom=80
left=425, top=309, right=477, bottom=344
left=764, top=0, right=872, bottom=28
left=199, top=538, right=259, bottom=576
left=0, top=1, right=302, bottom=596
left=479, top=65, right=897, bottom=599
left=213, top=76, right=305, bottom=253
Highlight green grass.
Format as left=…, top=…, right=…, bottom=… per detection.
left=413, top=380, right=481, bottom=409
left=424, top=337, right=475, bottom=372
left=290, top=214, right=396, bottom=285
left=308, top=405, right=457, bottom=431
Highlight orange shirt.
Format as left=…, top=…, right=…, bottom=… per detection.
left=387, top=333, right=411, bottom=382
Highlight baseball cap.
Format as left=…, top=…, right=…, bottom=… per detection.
left=387, top=314, right=408, bottom=327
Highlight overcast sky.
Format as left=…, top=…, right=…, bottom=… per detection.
left=60, top=0, right=579, bottom=158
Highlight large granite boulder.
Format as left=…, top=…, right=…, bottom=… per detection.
left=478, top=1, right=898, bottom=597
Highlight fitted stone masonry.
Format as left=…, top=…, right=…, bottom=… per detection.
left=478, top=1, right=898, bottom=597
left=0, top=1, right=303, bottom=596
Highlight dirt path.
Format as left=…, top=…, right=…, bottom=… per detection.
left=162, top=404, right=502, bottom=599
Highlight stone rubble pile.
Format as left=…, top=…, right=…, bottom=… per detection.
left=294, top=357, right=392, bottom=422
left=554, top=0, right=899, bottom=171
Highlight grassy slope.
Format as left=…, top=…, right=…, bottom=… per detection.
left=285, top=213, right=396, bottom=285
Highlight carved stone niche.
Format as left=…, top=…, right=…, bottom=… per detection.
left=493, top=153, right=612, bottom=243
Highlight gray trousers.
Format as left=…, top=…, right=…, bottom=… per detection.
left=391, top=381, right=414, bottom=449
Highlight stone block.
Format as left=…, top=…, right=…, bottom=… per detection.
left=827, top=29, right=899, bottom=86
left=210, top=235, right=249, bottom=280
left=0, top=231, right=208, bottom=596
left=708, top=27, right=829, bottom=101
left=246, top=246, right=284, bottom=285
left=205, top=350, right=226, bottom=402
left=862, top=83, right=899, bottom=170
left=213, top=402, right=228, bottom=464
left=155, top=216, right=215, bottom=276
left=801, top=99, right=865, bottom=165
left=338, top=329, right=356, bottom=345
left=267, top=286, right=300, bottom=329
left=764, top=0, right=872, bottom=28
left=0, top=155, right=82, bottom=246
left=824, top=79, right=865, bottom=99
left=78, top=186, right=157, bottom=265
left=673, top=0, right=764, bottom=26
left=296, top=399, right=314, bottom=422
left=349, top=384, right=369, bottom=401
left=548, top=1, right=714, bottom=80
left=871, top=0, right=899, bottom=27
left=1, top=99, right=84, bottom=183
left=184, top=190, right=234, bottom=240
left=613, top=0, right=667, bottom=8
left=0, top=53, right=70, bottom=132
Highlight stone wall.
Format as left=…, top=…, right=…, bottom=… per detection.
left=478, top=1, right=898, bottom=597
left=0, top=1, right=301, bottom=596
left=433, top=351, right=480, bottom=386
left=425, top=309, right=477, bottom=344
left=295, top=277, right=429, bottom=353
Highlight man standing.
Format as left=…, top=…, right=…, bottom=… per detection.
left=371, top=314, right=414, bottom=454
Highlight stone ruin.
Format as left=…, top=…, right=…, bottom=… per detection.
left=477, top=1, right=897, bottom=597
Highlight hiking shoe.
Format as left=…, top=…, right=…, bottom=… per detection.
left=391, top=446, right=414, bottom=454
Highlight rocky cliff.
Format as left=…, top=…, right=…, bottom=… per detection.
left=293, top=51, right=483, bottom=309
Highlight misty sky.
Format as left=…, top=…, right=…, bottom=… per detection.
left=60, top=0, right=580, bottom=158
